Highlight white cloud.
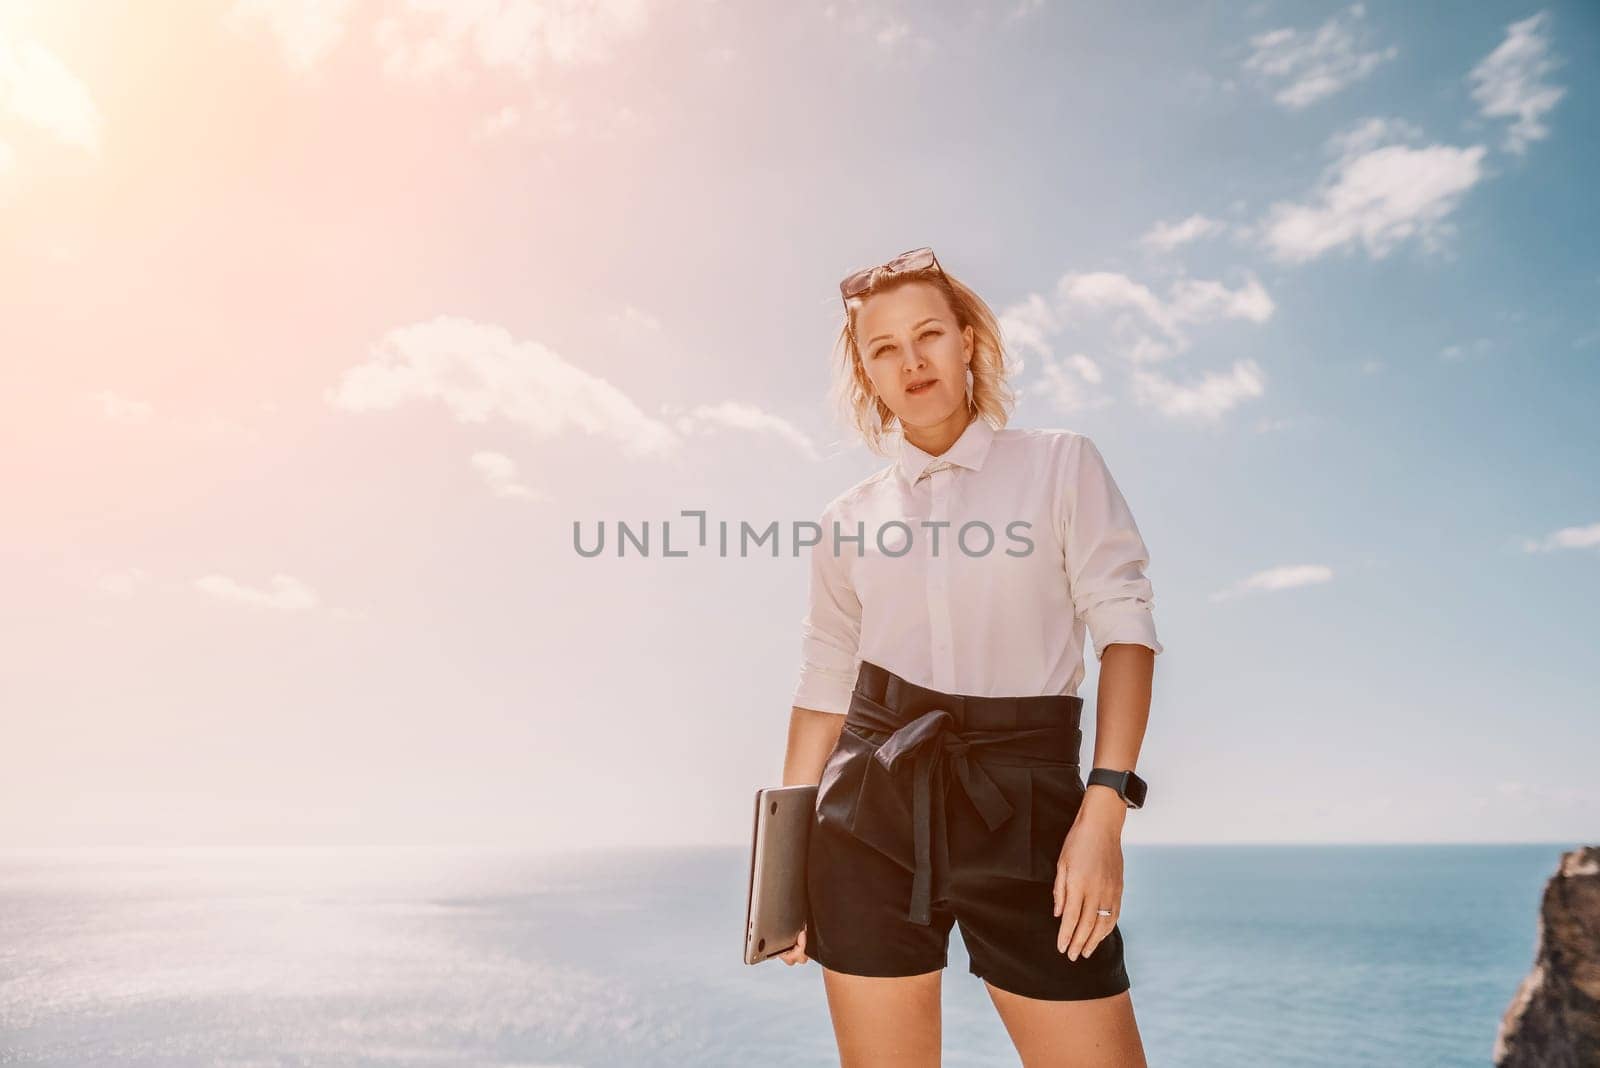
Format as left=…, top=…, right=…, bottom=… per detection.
left=1031, top=352, right=1112, bottom=413
left=608, top=304, right=662, bottom=332
left=326, top=315, right=680, bottom=460
left=1467, top=10, right=1565, bottom=156
left=469, top=449, right=548, bottom=500
left=1323, top=115, right=1424, bottom=158
left=1062, top=353, right=1101, bottom=384
left=1054, top=269, right=1274, bottom=365
left=328, top=316, right=804, bottom=462
left=1169, top=275, right=1275, bottom=325
left=997, top=291, right=1061, bottom=376
left=194, top=573, right=320, bottom=613
left=1255, top=118, right=1486, bottom=264
left=1058, top=272, right=1176, bottom=341
left=665, top=400, right=820, bottom=461
left=1000, top=269, right=1273, bottom=416
left=1130, top=359, right=1266, bottom=421
left=1212, top=563, right=1334, bottom=601
left=90, top=390, right=155, bottom=424
left=374, top=0, right=654, bottom=83
left=1141, top=213, right=1226, bottom=252
left=1242, top=2, right=1397, bottom=110
left=0, top=27, right=102, bottom=153
left=1520, top=522, right=1600, bottom=553
left=822, top=3, right=935, bottom=53
left=227, top=0, right=655, bottom=82
left=225, top=0, right=357, bottom=73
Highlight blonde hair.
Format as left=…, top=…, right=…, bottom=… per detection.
left=829, top=265, right=1016, bottom=457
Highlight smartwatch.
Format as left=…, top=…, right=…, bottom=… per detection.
left=1087, top=767, right=1148, bottom=809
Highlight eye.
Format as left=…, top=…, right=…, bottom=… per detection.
left=871, top=330, right=938, bottom=357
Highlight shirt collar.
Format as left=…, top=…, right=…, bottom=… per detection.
left=895, top=415, right=997, bottom=485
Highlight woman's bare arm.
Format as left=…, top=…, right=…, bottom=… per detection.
left=776, top=706, right=845, bottom=965
left=783, top=706, right=847, bottom=787
left=1053, top=641, right=1153, bottom=960
left=1075, top=642, right=1152, bottom=824
left=1078, top=641, right=1153, bottom=830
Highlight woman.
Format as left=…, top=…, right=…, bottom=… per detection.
left=779, top=247, right=1162, bottom=1066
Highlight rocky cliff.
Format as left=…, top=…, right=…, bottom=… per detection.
left=1494, top=844, right=1600, bottom=1067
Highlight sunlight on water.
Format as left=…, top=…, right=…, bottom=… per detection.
left=0, top=844, right=1567, bottom=1066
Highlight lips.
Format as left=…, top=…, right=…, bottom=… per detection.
left=906, top=379, right=937, bottom=395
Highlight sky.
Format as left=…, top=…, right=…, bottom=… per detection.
left=1, top=0, right=1595, bottom=851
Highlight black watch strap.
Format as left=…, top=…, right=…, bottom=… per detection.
left=1087, top=767, right=1147, bottom=809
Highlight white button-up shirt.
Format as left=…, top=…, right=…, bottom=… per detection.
left=792, top=415, right=1163, bottom=715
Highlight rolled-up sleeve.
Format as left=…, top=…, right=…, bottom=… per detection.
left=1060, top=435, right=1164, bottom=660
left=792, top=503, right=862, bottom=715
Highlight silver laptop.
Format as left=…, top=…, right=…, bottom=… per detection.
left=743, top=784, right=817, bottom=965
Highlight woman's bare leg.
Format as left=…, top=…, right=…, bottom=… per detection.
left=819, top=965, right=943, bottom=1067
left=983, top=983, right=1147, bottom=1068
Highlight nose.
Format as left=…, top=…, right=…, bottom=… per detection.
left=899, top=339, right=929, bottom=372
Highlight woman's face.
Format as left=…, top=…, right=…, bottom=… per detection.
left=855, top=281, right=974, bottom=429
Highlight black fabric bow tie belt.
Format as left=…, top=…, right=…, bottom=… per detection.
left=841, top=669, right=1083, bottom=926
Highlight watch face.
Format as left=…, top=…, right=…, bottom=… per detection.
left=1125, top=772, right=1148, bottom=808
left=1088, top=768, right=1147, bottom=808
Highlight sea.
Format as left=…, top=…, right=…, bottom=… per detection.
left=0, top=843, right=1575, bottom=1066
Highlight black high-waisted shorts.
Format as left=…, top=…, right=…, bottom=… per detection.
left=805, top=660, right=1131, bottom=1001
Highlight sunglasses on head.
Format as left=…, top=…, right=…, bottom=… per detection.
left=839, top=247, right=950, bottom=342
